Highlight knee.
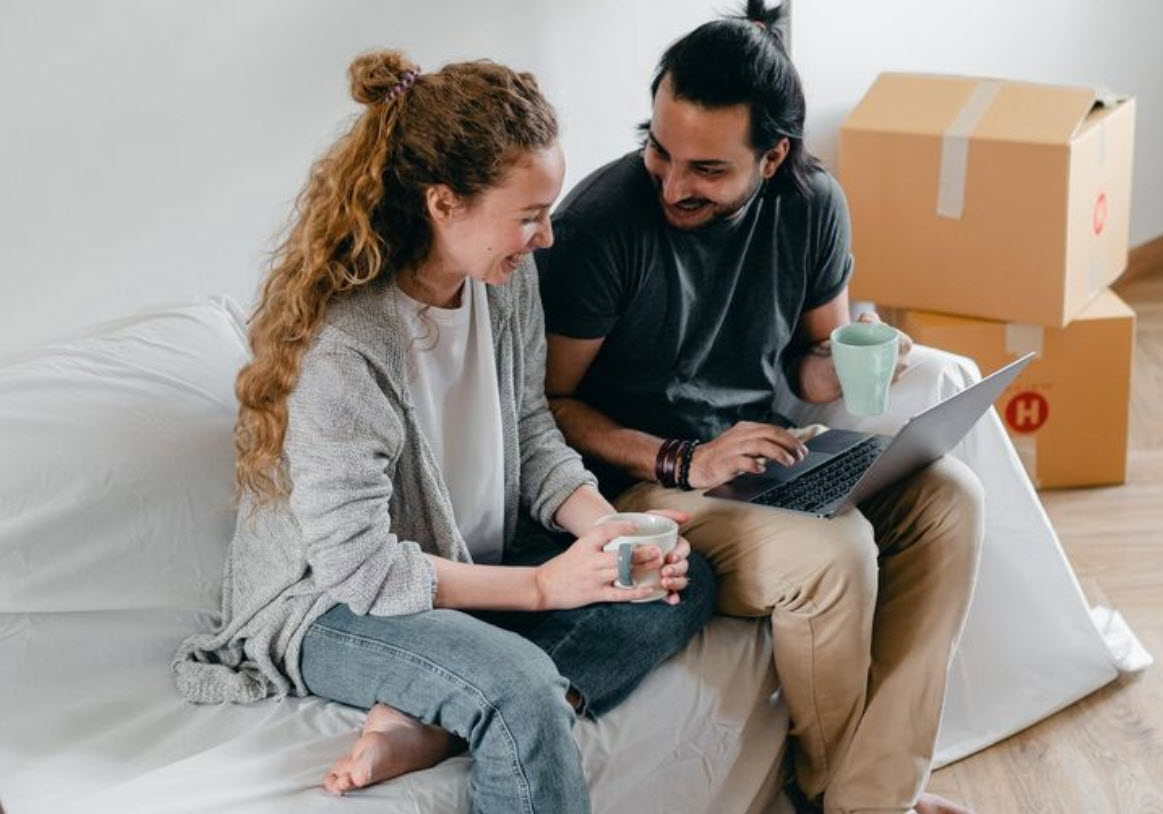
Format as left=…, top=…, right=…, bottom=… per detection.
left=918, top=457, right=986, bottom=559
left=468, top=634, right=575, bottom=743
left=507, top=657, right=575, bottom=732
left=604, top=551, right=716, bottom=661
left=633, top=551, right=717, bottom=659
left=926, top=455, right=985, bottom=508
left=486, top=636, right=569, bottom=712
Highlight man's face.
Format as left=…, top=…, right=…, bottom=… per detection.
left=643, top=74, right=782, bottom=230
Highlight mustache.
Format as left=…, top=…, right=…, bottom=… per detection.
left=649, top=175, right=711, bottom=210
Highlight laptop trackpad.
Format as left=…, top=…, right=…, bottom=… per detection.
left=755, top=449, right=834, bottom=485
left=807, top=428, right=869, bottom=455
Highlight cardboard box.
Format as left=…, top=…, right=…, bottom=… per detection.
left=887, top=289, right=1135, bottom=488
left=840, top=73, right=1135, bottom=327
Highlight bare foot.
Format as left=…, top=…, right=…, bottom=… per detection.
left=323, top=703, right=461, bottom=795
left=915, top=792, right=975, bottom=814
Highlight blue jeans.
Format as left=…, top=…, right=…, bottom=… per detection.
left=300, top=531, right=715, bottom=814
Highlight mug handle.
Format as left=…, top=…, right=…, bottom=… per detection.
left=615, top=542, right=635, bottom=588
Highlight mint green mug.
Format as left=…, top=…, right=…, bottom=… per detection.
left=830, top=322, right=900, bottom=416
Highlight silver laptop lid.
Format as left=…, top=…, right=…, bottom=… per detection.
left=839, top=352, right=1034, bottom=511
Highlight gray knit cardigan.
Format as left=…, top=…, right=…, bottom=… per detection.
left=173, top=258, right=597, bottom=703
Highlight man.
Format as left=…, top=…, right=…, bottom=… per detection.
left=535, top=3, right=982, bottom=814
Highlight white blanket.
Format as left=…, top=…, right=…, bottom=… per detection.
left=0, top=299, right=788, bottom=814
left=0, top=610, right=787, bottom=814
left=0, top=296, right=1130, bottom=812
left=782, top=347, right=1121, bottom=764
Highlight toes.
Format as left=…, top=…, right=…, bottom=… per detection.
left=323, top=758, right=357, bottom=795
left=350, top=763, right=373, bottom=789
left=349, top=738, right=385, bottom=789
left=322, top=771, right=345, bottom=795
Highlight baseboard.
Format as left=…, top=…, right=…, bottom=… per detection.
left=1119, top=234, right=1163, bottom=286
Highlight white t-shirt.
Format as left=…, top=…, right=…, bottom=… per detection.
left=396, top=279, right=506, bottom=564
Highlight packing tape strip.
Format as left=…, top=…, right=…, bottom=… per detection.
left=1005, top=323, right=1044, bottom=359
left=937, top=80, right=1002, bottom=220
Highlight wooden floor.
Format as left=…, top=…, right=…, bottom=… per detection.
left=927, top=269, right=1163, bottom=813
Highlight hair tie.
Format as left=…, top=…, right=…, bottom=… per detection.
left=384, top=69, right=419, bottom=103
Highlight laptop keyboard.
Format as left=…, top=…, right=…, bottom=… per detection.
left=751, top=437, right=887, bottom=513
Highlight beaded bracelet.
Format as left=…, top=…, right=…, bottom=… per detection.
left=678, top=440, right=700, bottom=490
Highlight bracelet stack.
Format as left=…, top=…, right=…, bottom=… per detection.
left=654, top=439, right=700, bottom=490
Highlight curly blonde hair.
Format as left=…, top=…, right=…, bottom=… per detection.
left=234, top=50, right=557, bottom=501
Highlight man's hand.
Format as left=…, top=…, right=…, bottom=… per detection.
left=687, top=422, right=809, bottom=490
left=859, top=311, right=914, bottom=377
left=797, top=311, right=914, bottom=403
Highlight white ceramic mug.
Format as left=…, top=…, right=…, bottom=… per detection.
left=596, top=512, right=678, bottom=603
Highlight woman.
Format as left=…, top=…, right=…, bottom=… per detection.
left=173, top=50, right=715, bottom=812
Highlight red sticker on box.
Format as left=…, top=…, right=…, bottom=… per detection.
left=1093, top=191, right=1108, bottom=236
left=1005, top=392, right=1049, bottom=434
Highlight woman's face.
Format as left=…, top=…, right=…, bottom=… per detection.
left=429, top=143, right=565, bottom=286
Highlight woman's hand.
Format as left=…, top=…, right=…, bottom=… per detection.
left=534, top=520, right=662, bottom=609
left=643, top=509, right=693, bottom=606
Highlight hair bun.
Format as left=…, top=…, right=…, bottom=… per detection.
left=349, top=50, right=419, bottom=106
left=741, top=0, right=785, bottom=31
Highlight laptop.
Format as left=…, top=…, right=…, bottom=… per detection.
left=706, top=353, right=1034, bottom=518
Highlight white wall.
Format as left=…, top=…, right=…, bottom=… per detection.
left=0, top=0, right=716, bottom=358
left=4, top=1, right=1160, bottom=358
left=791, top=0, right=1163, bottom=247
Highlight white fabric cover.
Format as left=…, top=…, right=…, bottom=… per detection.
left=0, top=299, right=248, bottom=615
left=780, top=347, right=1120, bottom=766
left=0, top=296, right=1123, bottom=812
left=0, top=298, right=789, bottom=814
left=0, top=611, right=787, bottom=814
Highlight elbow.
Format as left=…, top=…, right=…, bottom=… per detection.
left=547, top=395, right=570, bottom=422
left=546, top=394, right=585, bottom=431
left=309, top=536, right=435, bottom=617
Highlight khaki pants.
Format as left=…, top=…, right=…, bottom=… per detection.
left=615, top=455, right=984, bottom=814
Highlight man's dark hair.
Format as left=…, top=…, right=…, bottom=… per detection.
left=646, top=0, right=820, bottom=196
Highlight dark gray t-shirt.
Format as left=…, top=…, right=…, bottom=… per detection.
left=536, top=151, right=852, bottom=496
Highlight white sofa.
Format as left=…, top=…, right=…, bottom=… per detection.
left=0, top=297, right=1120, bottom=814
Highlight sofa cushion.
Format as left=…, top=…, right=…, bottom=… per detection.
left=0, top=297, right=249, bottom=614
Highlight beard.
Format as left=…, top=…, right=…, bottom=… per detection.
left=654, top=172, right=765, bottom=231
